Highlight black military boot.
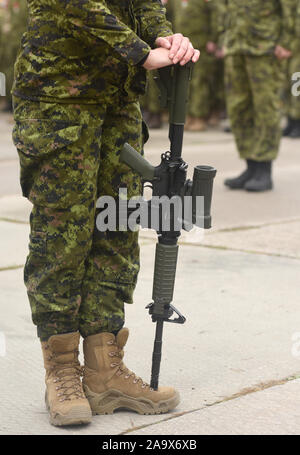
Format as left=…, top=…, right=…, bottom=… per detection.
left=244, top=161, right=273, bottom=192
left=282, top=117, right=295, bottom=137
left=224, top=159, right=257, bottom=189
left=289, top=119, right=300, bottom=138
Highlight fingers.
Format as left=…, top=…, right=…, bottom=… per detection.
left=169, top=33, right=184, bottom=60
left=177, top=43, right=200, bottom=66
left=179, top=43, right=195, bottom=66
left=156, top=34, right=200, bottom=66
left=192, top=48, right=200, bottom=63
left=173, top=36, right=190, bottom=64
left=167, top=33, right=200, bottom=66
left=155, top=36, right=171, bottom=50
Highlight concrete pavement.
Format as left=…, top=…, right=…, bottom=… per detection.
left=0, top=112, right=300, bottom=435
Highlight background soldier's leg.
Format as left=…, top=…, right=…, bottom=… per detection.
left=79, top=101, right=143, bottom=338
left=187, top=53, right=212, bottom=131
left=288, top=52, right=300, bottom=137
left=13, top=100, right=104, bottom=340
left=247, top=56, right=282, bottom=161
left=212, top=59, right=225, bottom=119
left=225, top=55, right=254, bottom=159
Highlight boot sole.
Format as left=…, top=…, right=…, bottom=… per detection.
left=83, top=385, right=180, bottom=415
left=245, top=183, right=273, bottom=192
left=45, top=392, right=92, bottom=427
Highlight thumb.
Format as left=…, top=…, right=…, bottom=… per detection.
left=155, top=36, right=171, bottom=49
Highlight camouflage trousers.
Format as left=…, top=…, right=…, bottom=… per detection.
left=225, top=55, right=283, bottom=161
left=12, top=97, right=144, bottom=341
left=287, top=51, right=300, bottom=120
left=188, top=52, right=225, bottom=119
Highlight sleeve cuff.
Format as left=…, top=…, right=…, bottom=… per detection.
left=115, top=36, right=152, bottom=65
left=136, top=52, right=150, bottom=67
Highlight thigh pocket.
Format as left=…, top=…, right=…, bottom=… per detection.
left=12, top=119, right=85, bottom=206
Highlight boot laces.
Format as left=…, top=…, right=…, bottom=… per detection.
left=46, top=347, right=85, bottom=401
left=107, top=340, right=153, bottom=390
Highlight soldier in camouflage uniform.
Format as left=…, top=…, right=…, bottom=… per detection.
left=220, top=0, right=296, bottom=192
left=181, top=0, right=225, bottom=131
left=12, top=0, right=199, bottom=426
left=283, top=0, right=300, bottom=137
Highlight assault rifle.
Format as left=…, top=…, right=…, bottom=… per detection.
left=120, top=63, right=217, bottom=390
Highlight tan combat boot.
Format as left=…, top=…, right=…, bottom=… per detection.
left=83, top=328, right=180, bottom=415
left=41, top=332, right=92, bottom=426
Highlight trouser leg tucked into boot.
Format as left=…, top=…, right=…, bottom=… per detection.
left=41, top=332, right=92, bottom=426
left=224, top=159, right=257, bottom=189
left=83, top=328, right=180, bottom=415
left=244, top=161, right=273, bottom=192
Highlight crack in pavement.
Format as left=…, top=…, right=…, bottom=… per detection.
left=0, top=217, right=29, bottom=225
left=179, top=243, right=300, bottom=261
left=208, top=217, right=300, bottom=234
left=119, top=373, right=300, bottom=435
left=0, top=264, right=24, bottom=272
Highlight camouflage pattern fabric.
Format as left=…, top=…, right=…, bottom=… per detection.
left=225, top=55, right=282, bottom=161
left=220, top=1, right=297, bottom=161
left=181, top=0, right=219, bottom=49
left=140, top=72, right=161, bottom=115
left=218, top=0, right=296, bottom=56
left=12, top=0, right=172, bottom=103
left=181, top=0, right=224, bottom=118
left=13, top=96, right=145, bottom=340
left=165, top=0, right=182, bottom=34
left=187, top=56, right=224, bottom=119
left=286, top=1, right=300, bottom=119
left=286, top=52, right=300, bottom=119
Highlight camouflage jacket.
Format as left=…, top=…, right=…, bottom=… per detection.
left=296, top=0, right=300, bottom=37
left=12, top=0, right=172, bottom=103
left=181, top=0, right=219, bottom=50
left=216, top=0, right=296, bottom=56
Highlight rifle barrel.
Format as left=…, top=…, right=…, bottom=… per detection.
left=150, top=319, right=164, bottom=390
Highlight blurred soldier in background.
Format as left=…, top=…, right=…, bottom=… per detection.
left=0, top=0, right=27, bottom=112
left=181, top=0, right=225, bottom=132
left=221, top=0, right=295, bottom=192
left=283, top=0, right=300, bottom=138
left=140, top=0, right=182, bottom=129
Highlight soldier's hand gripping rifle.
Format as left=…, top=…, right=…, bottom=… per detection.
left=120, top=63, right=217, bottom=390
